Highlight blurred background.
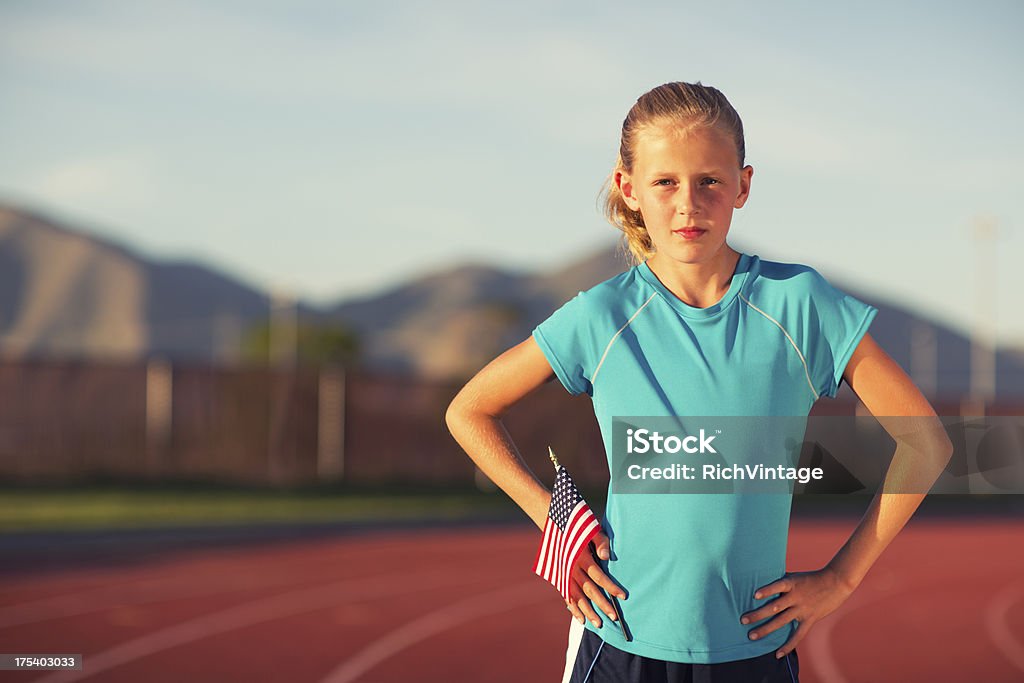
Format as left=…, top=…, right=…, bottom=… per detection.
left=1, top=1, right=1022, bottom=681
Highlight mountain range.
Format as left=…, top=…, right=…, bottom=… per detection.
left=2, top=203, right=1023, bottom=398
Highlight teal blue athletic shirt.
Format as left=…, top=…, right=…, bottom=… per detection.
left=531, top=251, right=878, bottom=664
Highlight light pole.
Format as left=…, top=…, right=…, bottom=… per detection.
left=267, top=287, right=298, bottom=484
left=966, top=216, right=997, bottom=416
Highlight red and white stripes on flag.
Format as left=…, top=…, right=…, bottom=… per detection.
left=532, top=465, right=601, bottom=602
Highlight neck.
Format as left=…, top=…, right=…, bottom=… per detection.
left=647, top=246, right=742, bottom=309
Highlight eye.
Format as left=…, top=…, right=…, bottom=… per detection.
left=654, top=179, right=675, bottom=187
left=702, top=178, right=721, bottom=185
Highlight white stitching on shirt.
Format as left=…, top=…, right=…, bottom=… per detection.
left=738, top=292, right=819, bottom=401
left=590, top=292, right=658, bottom=388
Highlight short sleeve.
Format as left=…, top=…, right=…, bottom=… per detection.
left=531, top=290, right=594, bottom=397
left=806, top=270, right=879, bottom=399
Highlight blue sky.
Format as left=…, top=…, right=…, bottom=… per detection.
left=1, top=0, right=1022, bottom=347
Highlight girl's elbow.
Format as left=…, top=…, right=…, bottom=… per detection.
left=445, top=389, right=483, bottom=435
left=938, top=433, right=955, bottom=462
left=918, top=430, right=954, bottom=473
left=445, top=396, right=467, bottom=434
left=924, top=419, right=955, bottom=462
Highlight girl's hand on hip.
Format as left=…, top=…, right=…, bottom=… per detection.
left=739, top=566, right=855, bottom=659
left=565, top=530, right=627, bottom=628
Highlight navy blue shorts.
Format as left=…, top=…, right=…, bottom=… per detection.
left=566, top=625, right=800, bottom=683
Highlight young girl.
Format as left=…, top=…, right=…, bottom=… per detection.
left=445, top=81, right=950, bottom=683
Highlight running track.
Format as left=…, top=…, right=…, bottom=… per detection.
left=1, top=518, right=1023, bottom=682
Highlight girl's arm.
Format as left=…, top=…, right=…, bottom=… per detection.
left=741, top=332, right=954, bottom=659
left=823, top=332, right=955, bottom=592
left=445, top=337, right=559, bottom=531
left=445, top=337, right=626, bottom=628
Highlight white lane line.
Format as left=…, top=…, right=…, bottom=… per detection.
left=319, top=581, right=546, bottom=683
left=984, top=577, right=1024, bottom=673
left=27, top=571, right=471, bottom=683
left=803, top=572, right=900, bottom=683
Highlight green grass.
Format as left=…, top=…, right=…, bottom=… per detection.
left=0, top=483, right=522, bottom=533
left=3, top=481, right=1011, bottom=534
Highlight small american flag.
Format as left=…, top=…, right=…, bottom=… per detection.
left=532, top=448, right=601, bottom=603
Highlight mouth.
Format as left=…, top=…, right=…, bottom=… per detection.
left=672, top=227, right=706, bottom=239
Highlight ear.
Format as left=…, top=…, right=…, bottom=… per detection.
left=734, top=165, right=753, bottom=209
left=615, top=169, right=641, bottom=212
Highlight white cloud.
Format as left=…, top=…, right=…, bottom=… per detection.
left=32, top=154, right=156, bottom=207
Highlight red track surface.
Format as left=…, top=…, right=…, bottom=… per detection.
left=1, top=518, right=1023, bottom=682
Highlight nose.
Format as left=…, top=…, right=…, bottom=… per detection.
left=676, top=183, right=700, bottom=216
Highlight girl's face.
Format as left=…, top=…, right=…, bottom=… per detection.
left=616, top=123, right=753, bottom=266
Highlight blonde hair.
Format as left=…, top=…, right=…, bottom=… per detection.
left=599, top=81, right=746, bottom=265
